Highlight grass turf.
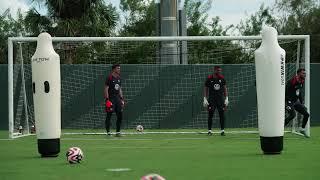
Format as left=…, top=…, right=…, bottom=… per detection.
left=0, top=127, right=319, bottom=180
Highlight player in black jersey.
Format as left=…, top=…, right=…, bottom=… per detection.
left=203, top=66, right=229, bottom=136
left=285, top=68, right=309, bottom=137
left=104, top=64, right=125, bottom=137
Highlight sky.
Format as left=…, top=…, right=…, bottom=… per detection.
left=0, top=0, right=29, bottom=16
left=209, top=0, right=276, bottom=27
left=0, top=0, right=276, bottom=28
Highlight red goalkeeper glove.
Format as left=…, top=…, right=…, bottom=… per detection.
left=120, top=97, right=125, bottom=108
left=105, top=100, right=113, bottom=112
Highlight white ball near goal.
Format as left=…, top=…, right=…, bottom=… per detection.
left=66, top=147, right=83, bottom=164
left=141, top=174, right=165, bottom=180
left=136, top=125, right=144, bottom=132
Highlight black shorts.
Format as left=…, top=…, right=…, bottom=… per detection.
left=106, top=97, right=123, bottom=113
left=208, top=98, right=224, bottom=111
left=286, top=100, right=307, bottom=114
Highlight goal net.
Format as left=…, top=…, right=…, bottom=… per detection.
left=8, top=36, right=310, bottom=138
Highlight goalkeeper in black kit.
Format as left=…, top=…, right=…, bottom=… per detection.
left=203, top=66, right=229, bottom=136
left=285, top=68, right=310, bottom=137
left=104, top=64, right=125, bottom=137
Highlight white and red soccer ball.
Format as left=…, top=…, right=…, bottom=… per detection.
left=136, top=125, right=144, bottom=132
left=66, top=147, right=83, bottom=164
left=141, top=174, right=165, bottom=180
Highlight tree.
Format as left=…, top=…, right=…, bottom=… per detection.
left=117, top=0, right=242, bottom=64
left=119, top=0, right=157, bottom=36
left=275, top=0, right=320, bottom=63
left=234, top=5, right=279, bottom=64
left=237, top=4, right=277, bottom=36
left=0, top=9, right=26, bottom=64
left=24, top=8, right=52, bottom=36
left=208, top=16, right=232, bottom=36
left=110, top=0, right=158, bottom=64
left=24, top=0, right=119, bottom=64
left=25, top=0, right=118, bottom=37
left=185, top=0, right=211, bottom=36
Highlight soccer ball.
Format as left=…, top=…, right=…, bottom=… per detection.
left=141, top=174, right=165, bottom=180
left=18, top=125, right=23, bottom=133
left=136, top=125, right=144, bottom=132
left=66, top=147, right=83, bottom=164
left=30, top=125, right=36, bottom=134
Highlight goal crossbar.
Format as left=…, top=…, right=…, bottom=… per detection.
left=8, top=35, right=310, bottom=42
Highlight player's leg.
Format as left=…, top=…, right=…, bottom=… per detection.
left=217, top=104, right=225, bottom=136
left=114, top=99, right=123, bottom=137
left=105, top=112, right=113, bottom=135
left=115, top=111, right=123, bottom=135
left=284, top=104, right=296, bottom=126
left=293, top=103, right=310, bottom=137
left=105, top=98, right=115, bottom=135
left=207, top=103, right=215, bottom=135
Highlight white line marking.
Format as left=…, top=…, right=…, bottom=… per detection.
left=61, top=137, right=209, bottom=141
left=104, top=146, right=198, bottom=149
left=106, top=168, right=131, bottom=172
left=63, top=131, right=261, bottom=135
left=60, top=136, right=303, bottom=141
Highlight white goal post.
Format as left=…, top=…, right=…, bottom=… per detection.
left=8, top=35, right=310, bottom=138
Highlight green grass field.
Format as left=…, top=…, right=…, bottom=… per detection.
left=0, top=127, right=320, bottom=180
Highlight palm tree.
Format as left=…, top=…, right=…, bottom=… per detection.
left=25, top=0, right=119, bottom=63
left=27, top=0, right=118, bottom=36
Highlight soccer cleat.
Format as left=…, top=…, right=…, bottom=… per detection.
left=207, top=131, right=213, bottom=136
left=106, top=132, right=112, bottom=136
left=115, top=132, right=122, bottom=137
left=220, top=131, right=225, bottom=136
left=299, top=129, right=309, bottom=138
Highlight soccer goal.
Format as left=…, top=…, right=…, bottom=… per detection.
left=8, top=35, right=310, bottom=138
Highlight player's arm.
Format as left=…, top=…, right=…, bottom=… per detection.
left=204, top=76, right=210, bottom=98
left=223, top=85, right=228, bottom=97
left=291, top=76, right=304, bottom=104
left=119, top=87, right=125, bottom=107
left=223, top=79, right=229, bottom=106
left=298, top=78, right=305, bottom=104
left=104, top=85, right=109, bottom=100
left=298, top=88, right=304, bottom=104
left=104, top=77, right=110, bottom=100
left=119, top=87, right=124, bottom=99
left=203, top=78, right=209, bottom=107
left=204, top=86, right=208, bottom=98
